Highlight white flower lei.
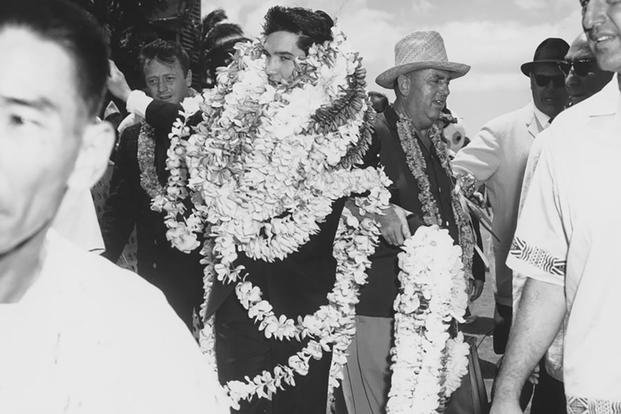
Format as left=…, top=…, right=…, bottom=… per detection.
left=387, top=225, right=470, bottom=414
left=152, top=27, right=392, bottom=408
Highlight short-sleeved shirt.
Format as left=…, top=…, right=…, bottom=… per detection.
left=0, top=230, right=228, bottom=413
left=507, top=78, right=621, bottom=403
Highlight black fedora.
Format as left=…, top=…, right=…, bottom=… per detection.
left=520, top=37, right=569, bottom=76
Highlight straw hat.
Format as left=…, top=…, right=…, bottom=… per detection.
left=376, top=31, right=470, bottom=89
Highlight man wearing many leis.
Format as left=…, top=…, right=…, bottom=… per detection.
left=101, top=40, right=206, bottom=329
left=340, top=31, right=476, bottom=413
left=150, top=6, right=391, bottom=413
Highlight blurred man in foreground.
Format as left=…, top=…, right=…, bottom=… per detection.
left=0, top=1, right=227, bottom=412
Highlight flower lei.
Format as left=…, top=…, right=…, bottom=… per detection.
left=137, top=122, right=163, bottom=199
left=387, top=225, right=470, bottom=414
left=152, top=27, right=392, bottom=408
left=137, top=92, right=204, bottom=201
left=394, top=115, right=475, bottom=281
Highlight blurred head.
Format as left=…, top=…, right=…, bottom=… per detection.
left=395, top=68, right=451, bottom=130
left=368, top=91, right=389, bottom=113
left=562, top=32, right=614, bottom=105
left=201, top=9, right=249, bottom=88
left=139, top=39, right=191, bottom=104
left=262, top=6, right=334, bottom=84
left=581, top=0, right=621, bottom=73
left=0, top=0, right=114, bottom=254
left=443, top=121, right=468, bottom=153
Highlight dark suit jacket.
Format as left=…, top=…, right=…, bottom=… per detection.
left=356, top=106, right=460, bottom=317
left=101, top=101, right=204, bottom=326
left=205, top=199, right=346, bottom=319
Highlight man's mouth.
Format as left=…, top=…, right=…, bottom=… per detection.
left=589, top=31, right=617, bottom=48
left=159, top=95, right=172, bottom=101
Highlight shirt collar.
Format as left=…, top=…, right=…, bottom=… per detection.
left=532, top=104, right=550, bottom=129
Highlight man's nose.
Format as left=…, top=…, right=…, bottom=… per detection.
left=157, top=80, right=167, bottom=93
left=265, top=56, right=278, bottom=76
left=583, top=0, right=607, bottom=32
left=565, top=72, right=580, bottom=88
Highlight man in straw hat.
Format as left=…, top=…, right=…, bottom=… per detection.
left=341, top=31, right=476, bottom=413
left=451, top=37, right=569, bottom=358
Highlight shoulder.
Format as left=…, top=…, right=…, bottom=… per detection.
left=483, top=104, right=531, bottom=132
left=372, top=111, right=391, bottom=136
left=47, top=232, right=171, bottom=321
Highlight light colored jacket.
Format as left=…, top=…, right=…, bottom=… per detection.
left=452, top=103, right=546, bottom=306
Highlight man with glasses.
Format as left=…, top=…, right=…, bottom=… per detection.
left=509, top=31, right=615, bottom=414
left=492, top=0, right=621, bottom=411
left=562, top=32, right=614, bottom=106
left=452, top=38, right=569, bottom=360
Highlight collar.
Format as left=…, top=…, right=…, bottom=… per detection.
left=532, top=104, right=550, bottom=129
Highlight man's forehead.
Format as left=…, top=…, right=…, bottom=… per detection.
left=566, top=42, right=593, bottom=60
left=0, top=27, right=81, bottom=115
left=263, top=30, right=302, bottom=53
left=144, top=57, right=184, bottom=75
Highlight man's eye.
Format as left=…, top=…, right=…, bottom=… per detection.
left=10, top=114, right=25, bottom=126
left=166, top=76, right=176, bottom=82
left=8, top=113, right=38, bottom=128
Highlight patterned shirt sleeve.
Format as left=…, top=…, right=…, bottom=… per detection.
left=506, top=145, right=567, bottom=287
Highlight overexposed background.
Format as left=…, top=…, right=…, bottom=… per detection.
left=201, top=0, right=583, bottom=135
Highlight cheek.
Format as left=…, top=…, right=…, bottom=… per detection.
left=145, top=85, right=158, bottom=97
left=281, top=61, right=295, bottom=76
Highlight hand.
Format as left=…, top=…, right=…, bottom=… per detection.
left=528, top=364, right=540, bottom=385
left=469, top=279, right=484, bottom=302
left=489, top=399, right=523, bottom=414
left=378, top=204, right=412, bottom=246
left=107, top=60, right=131, bottom=102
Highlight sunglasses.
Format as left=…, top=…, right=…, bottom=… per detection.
left=533, top=74, right=565, bottom=88
left=558, top=58, right=598, bottom=77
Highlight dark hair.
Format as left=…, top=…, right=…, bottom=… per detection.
left=139, top=39, right=190, bottom=76
left=263, top=6, right=334, bottom=53
left=201, top=9, right=249, bottom=88
left=0, top=0, right=109, bottom=116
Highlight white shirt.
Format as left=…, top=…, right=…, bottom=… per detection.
left=0, top=230, right=229, bottom=413
left=507, top=77, right=621, bottom=403
left=512, top=79, right=621, bottom=382
left=452, top=102, right=546, bottom=306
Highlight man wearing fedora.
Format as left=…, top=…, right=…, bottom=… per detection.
left=341, top=31, right=475, bottom=414
left=492, top=0, right=621, bottom=412
left=451, top=38, right=569, bottom=359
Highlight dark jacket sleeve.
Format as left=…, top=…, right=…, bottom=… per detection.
left=100, top=128, right=139, bottom=262
left=144, top=100, right=184, bottom=140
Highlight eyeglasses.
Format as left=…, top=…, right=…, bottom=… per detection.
left=558, top=58, right=598, bottom=77
left=533, top=74, right=565, bottom=88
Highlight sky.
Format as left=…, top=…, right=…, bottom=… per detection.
left=201, top=0, right=584, bottom=134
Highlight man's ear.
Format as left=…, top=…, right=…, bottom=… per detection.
left=185, top=69, right=193, bottom=88
left=66, top=120, right=115, bottom=191
left=396, top=74, right=410, bottom=97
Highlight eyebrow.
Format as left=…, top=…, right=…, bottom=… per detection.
left=263, top=49, right=295, bottom=58
left=0, top=95, right=59, bottom=113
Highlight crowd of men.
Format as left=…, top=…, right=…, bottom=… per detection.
left=1, top=0, right=620, bottom=413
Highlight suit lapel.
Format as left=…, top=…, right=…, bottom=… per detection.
left=525, top=106, right=543, bottom=139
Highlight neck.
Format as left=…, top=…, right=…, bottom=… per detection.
left=0, top=225, right=48, bottom=304
left=393, top=98, right=430, bottom=136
